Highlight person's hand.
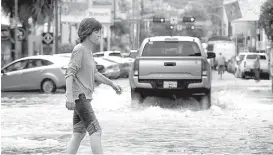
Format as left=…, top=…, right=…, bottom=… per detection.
left=66, top=94, right=75, bottom=110
left=111, top=82, right=122, bottom=95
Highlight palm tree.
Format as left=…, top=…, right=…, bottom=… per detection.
left=1, top=0, right=60, bottom=57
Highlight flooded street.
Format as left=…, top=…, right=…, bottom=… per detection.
left=1, top=72, right=273, bottom=155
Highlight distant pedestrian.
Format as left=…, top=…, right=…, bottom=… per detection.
left=254, top=55, right=260, bottom=82
left=217, top=53, right=226, bottom=75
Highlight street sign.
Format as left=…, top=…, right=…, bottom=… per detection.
left=1, top=27, right=10, bottom=40
left=224, top=1, right=242, bottom=21
left=177, top=25, right=183, bottom=31
left=92, top=0, right=112, bottom=7
left=170, top=16, right=178, bottom=24
left=87, top=7, right=112, bottom=24
left=42, top=32, right=54, bottom=44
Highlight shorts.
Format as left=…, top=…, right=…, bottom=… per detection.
left=73, top=93, right=101, bottom=135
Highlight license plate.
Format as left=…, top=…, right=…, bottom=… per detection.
left=163, top=81, right=177, bottom=89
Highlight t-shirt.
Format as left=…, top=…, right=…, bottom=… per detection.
left=217, top=55, right=226, bottom=66
left=65, top=43, right=98, bottom=100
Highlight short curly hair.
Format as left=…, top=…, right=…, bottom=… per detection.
left=78, top=18, right=102, bottom=43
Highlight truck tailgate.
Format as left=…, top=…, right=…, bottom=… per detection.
left=139, top=57, right=202, bottom=79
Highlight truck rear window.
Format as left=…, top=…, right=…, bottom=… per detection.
left=142, top=41, right=201, bottom=56
left=246, top=55, right=266, bottom=60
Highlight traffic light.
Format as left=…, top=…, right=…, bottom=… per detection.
left=153, top=17, right=165, bottom=23
left=185, top=24, right=195, bottom=30
left=183, top=17, right=195, bottom=22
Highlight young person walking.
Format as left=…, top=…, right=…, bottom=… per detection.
left=65, top=18, right=122, bottom=154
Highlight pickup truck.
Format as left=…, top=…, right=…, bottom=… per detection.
left=235, top=53, right=270, bottom=79
left=129, top=36, right=216, bottom=109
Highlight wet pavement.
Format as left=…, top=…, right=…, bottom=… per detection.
left=1, top=72, right=273, bottom=155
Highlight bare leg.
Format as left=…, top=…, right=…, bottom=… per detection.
left=66, top=132, right=86, bottom=154
left=89, top=131, right=103, bottom=154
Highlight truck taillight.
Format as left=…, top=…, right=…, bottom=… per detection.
left=133, top=59, right=139, bottom=76
left=202, top=59, right=207, bottom=76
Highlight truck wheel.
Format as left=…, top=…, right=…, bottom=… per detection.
left=199, top=89, right=211, bottom=110
left=131, top=88, right=145, bottom=105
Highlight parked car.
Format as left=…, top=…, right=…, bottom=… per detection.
left=121, top=53, right=135, bottom=65
left=227, top=56, right=237, bottom=74
left=1, top=55, right=69, bottom=93
left=103, top=56, right=131, bottom=78
left=129, top=36, right=215, bottom=109
left=94, top=57, right=120, bottom=79
left=235, top=52, right=270, bottom=79
left=129, top=50, right=138, bottom=59
left=93, top=51, right=122, bottom=58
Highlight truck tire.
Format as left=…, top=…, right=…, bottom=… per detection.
left=199, top=89, right=211, bottom=110
left=131, top=88, right=145, bottom=105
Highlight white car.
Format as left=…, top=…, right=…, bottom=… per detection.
left=235, top=52, right=270, bottom=79
left=93, top=51, right=122, bottom=57
left=1, top=55, right=69, bottom=93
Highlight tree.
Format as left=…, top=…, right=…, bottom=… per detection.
left=259, top=0, right=273, bottom=39
left=110, top=19, right=130, bottom=37
left=1, top=0, right=59, bottom=57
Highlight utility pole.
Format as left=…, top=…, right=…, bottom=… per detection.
left=54, top=0, right=58, bottom=54
left=14, top=0, right=18, bottom=58
left=132, top=0, right=135, bottom=49
left=114, top=0, right=116, bottom=20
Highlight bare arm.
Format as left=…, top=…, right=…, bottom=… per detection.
left=66, top=76, right=74, bottom=96
left=94, top=72, right=114, bottom=87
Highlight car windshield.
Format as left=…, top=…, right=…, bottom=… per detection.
left=142, top=41, right=201, bottom=56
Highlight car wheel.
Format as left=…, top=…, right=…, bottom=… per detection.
left=41, top=79, right=57, bottom=93
left=199, top=89, right=211, bottom=110
left=131, top=88, right=145, bottom=105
